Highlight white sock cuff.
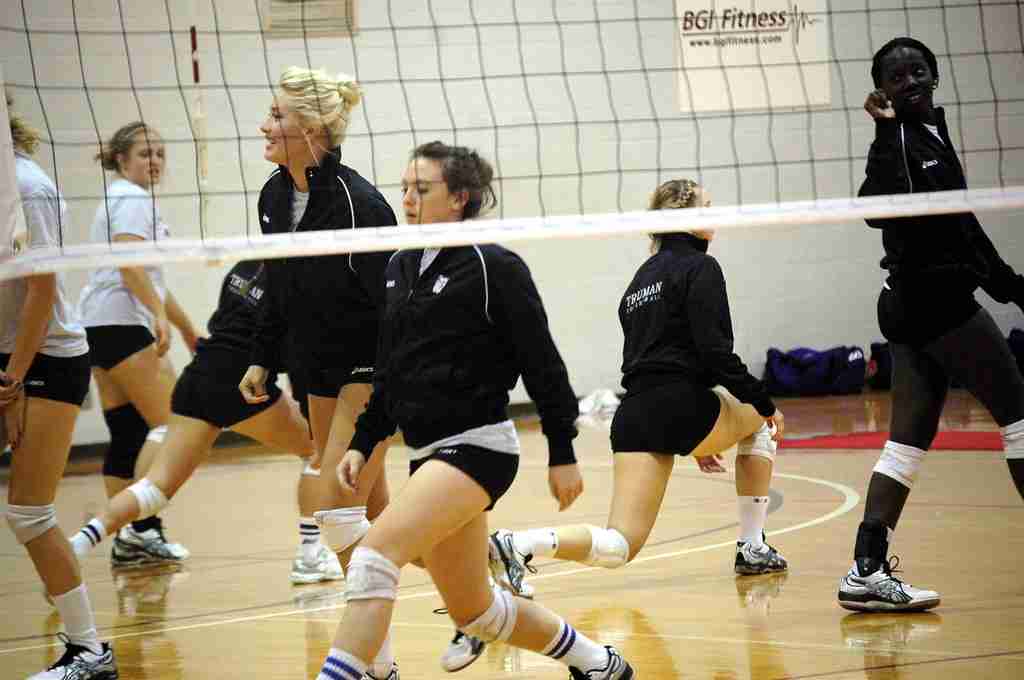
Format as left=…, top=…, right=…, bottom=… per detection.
left=83, top=518, right=107, bottom=546
left=320, top=648, right=368, bottom=680
left=1002, top=419, right=1024, bottom=459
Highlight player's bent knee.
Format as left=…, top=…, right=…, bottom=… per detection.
left=5, top=504, right=57, bottom=545
left=459, top=584, right=518, bottom=643
left=345, top=546, right=400, bottom=601
left=873, top=440, right=925, bottom=489
left=128, top=478, right=169, bottom=518
left=583, top=525, right=630, bottom=568
left=736, top=423, right=777, bottom=462
left=314, top=506, right=370, bottom=554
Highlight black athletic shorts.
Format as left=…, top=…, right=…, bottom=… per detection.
left=304, top=357, right=376, bottom=398
left=171, top=347, right=281, bottom=429
left=409, top=444, right=519, bottom=511
left=610, top=379, right=721, bottom=456
left=85, top=325, right=154, bottom=370
left=0, top=352, right=91, bottom=407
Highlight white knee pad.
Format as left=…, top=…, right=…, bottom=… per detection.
left=1003, top=419, right=1024, bottom=460
left=582, top=525, right=630, bottom=569
left=146, top=425, right=168, bottom=444
left=128, top=478, right=169, bottom=519
left=873, top=440, right=926, bottom=489
left=737, top=423, right=777, bottom=461
left=345, top=546, right=400, bottom=601
left=5, top=503, right=57, bottom=545
left=314, top=506, right=370, bottom=553
left=460, top=584, right=518, bottom=643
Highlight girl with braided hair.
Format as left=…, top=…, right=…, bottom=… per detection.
left=490, top=178, right=788, bottom=597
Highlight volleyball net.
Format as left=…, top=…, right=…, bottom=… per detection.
left=1, top=0, right=1023, bottom=280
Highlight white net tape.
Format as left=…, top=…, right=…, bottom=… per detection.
left=2, top=186, right=1022, bottom=282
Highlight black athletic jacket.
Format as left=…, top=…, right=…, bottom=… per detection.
left=859, top=110, right=1024, bottom=308
left=619, top=234, right=775, bottom=418
left=349, top=245, right=579, bottom=466
left=199, top=260, right=267, bottom=358
left=250, top=151, right=397, bottom=368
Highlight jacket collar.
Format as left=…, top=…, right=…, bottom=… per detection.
left=660, top=232, right=710, bottom=254
left=278, top=148, right=344, bottom=190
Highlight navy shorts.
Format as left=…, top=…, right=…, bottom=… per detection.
left=85, top=325, right=154, bottom=370
left=409, top=444, right=519, bottom=511
left=171, top=348, right=282, bottom=429
left=611, top=380, right=721, bottom=456
left=0, top=352, right=91, bottom=407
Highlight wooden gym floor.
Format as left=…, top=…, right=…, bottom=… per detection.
left=2, top=390, right=1022, bottom=679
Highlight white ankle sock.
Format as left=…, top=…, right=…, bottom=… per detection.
left=299, top=517, right=320, bottom=563
left=542, top=619, right=609, bottom=672
left=513, top=528, right=558, bottom=558
left=368, top=632, right=394, bottom=677
left=70, top=518, right=107, bottom=557
left=317, top=647, right=367, bottom=680
left=738, top=496, right=769, bottom=546
left=51, top=584, right=102, bottom=655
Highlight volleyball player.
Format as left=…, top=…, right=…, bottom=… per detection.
left=77, top=122, right=198, bottom=566
left=238, top=66, right=402, bottom=678
left=3, top=91, right=118, bottom=680
left=489, top=179, right=787, bottom=595
left=313, top=141, right=634, bottom=680
left=68, top=259, right=344, bottom=584
left=837, top=37, right=1024, bottom=612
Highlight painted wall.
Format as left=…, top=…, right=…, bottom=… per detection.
left=2, top=1, right=1021, bottom=444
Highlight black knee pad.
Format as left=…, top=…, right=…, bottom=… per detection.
left=101, top=404, right=150, bottom=479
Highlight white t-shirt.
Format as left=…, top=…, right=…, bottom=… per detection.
left=0, top=153, right=88, bottom=358
left=292, top=188, right=310, bottom=229
left=78, top=178, right=170, bottom=331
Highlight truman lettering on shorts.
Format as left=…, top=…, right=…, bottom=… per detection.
left=921, top=159, right=939, bottom=169
left=623, top=280, right=663, bottom=314
left=350, top=366, right=374, bottom=376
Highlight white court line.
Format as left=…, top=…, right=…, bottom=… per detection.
left=293, top=619, right=952, bottom=659
left=0, top=472, right=858, bottom=656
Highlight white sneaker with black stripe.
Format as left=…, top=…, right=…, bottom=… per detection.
left=838, top=557, right=940, bottom=612
left=568, top=646, right=634, bottom=680
left=439, top=631, right=485, bottom=673
left=291, top=544, right=344, bottom=584
left=27, top=633, right=118, bottom=679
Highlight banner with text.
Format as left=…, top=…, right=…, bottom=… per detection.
left=676, top=1, right=831, bottom=113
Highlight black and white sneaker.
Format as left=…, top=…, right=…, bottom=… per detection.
left=734, top=540, right=788, bottom=575
left=111, top=520, right=189, bottom=567
left=568, top=646, right=634, bottom=680
left=363, top=662, right=399, bottom=680
left=439, top=631, right=486, bottom=673
left=27, top=633, right=118, bottom=679
left=838, top=556, right=940, bottom=612
left=488, top=529, right=535, bottom=596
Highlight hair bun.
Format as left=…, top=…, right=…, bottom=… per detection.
left=336, top=75, right=362, bottom=109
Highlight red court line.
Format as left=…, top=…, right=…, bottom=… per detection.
left=781, top=430, right=1002, bottom=451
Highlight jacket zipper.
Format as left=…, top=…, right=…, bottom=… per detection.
left=899, top=123, right=914, bottom=193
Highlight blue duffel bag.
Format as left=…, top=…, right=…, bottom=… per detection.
left=763, top=346, right=866, bottom=397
